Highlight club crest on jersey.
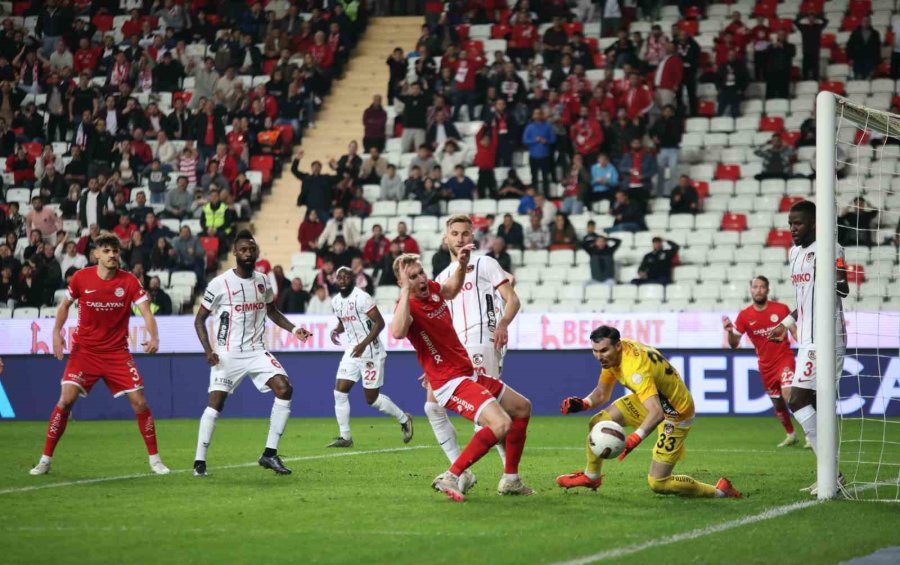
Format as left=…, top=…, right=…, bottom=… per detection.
left=257, top=283, right=265, bottom=293
left=114, top=287, right=125, bottom=297
left=808, top=350, right=816, bottom=360
left=431, top=293, right=440, bottom=302
left=631, top=373, right=643, bottom=385
left=806, top=252, right=815, bottom=263
left=466, top=265, right=475, bottom=273
left=770, top=314, right=779, bottom=322
left=472, top=354, right=483, bottom=366
left=366, top=361, right=374, bottom=369
left=664, top=423, right=674, bottom=435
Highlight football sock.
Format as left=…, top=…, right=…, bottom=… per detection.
left=795, top=404, right=818, bottom=456
left=775, top=408, right=795, bottom=434
left=195, top=406, right=219, bottom=461
left=334, top=391, right=351, bottom=440
left=136, top=409, right=159, bottom=456
left=503, top=417, right=529, bottom=475
left=42, top=405, right=70, bottom=457
left=266, top=398, right=291, bottom=451
left=425, top=401, right=460, bottom=462
left=648, top=475, right=718, bottom=498
left=449, top=427, right=499, bottom=476
left=475, top=422, right=507, bottom=465
left=371, top=394, right=406, bottom=422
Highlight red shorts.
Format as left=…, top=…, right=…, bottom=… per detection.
left=760, top=356, right=795, bottom=397
left=444, top=375, right=505, bottom=423
left=61, top=348, right=144, bottom=398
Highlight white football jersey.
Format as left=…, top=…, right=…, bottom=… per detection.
left=331, top=286, right=384, bottom=358
left=201, top=269, right=274, bottom=355
left=788, top=241, right=846, bottom=346
left=435, top=255, right=509, bottom=346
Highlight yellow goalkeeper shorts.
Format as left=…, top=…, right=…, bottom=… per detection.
left=612, top=393, right=692, bottom=465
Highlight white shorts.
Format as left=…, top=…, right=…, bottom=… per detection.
left=336, top=354, right=386, bottom=389
left=466, top=344, right=504, bottom=379
left=209, top=351, right=288, bottom=395
left=790, top=346, right=846, bottom=391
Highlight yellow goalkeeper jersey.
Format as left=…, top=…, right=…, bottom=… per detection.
left=599, top=339, right=695, bottom=423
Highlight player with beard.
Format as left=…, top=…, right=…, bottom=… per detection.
left=723, top=275, right=800, bottom=447
left=327, top=266, right=413, bottom=447
left=193, top=230, right=312, bottom=477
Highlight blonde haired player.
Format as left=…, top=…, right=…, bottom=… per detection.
left=428, top=214, right=522, bottom=494
left=556, top=325, right=741, bottom=498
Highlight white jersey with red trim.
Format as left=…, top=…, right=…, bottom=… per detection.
left=201, top=269, right=274, bottom=355
left=435, top=255, right=509, bottom=347
left=331, top=286, right=384, bottom=359
left=788, top=240, right=846, bottom=347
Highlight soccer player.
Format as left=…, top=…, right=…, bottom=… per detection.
left=556, top=326, right=741, bottom=498
left=768, top=200, right=849, bottom=494
left=722, top=275, right=800, bottom=447
left=390, top=251, right=533, bottom=501
left=327, top=266, right=413, bottom=447
left=193, top=230, right=312, bottom=477
left=30, top=232, right=169, bottom=476
left=427, top=214, right=522, bottom=493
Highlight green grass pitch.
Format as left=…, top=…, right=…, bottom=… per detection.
left=1, top=416, right=897, bottom=564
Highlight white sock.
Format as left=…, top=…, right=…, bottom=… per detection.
left=371, top=393, right=406, bottom=422
left=334, top=390, right=352, bottom=440
left=425, top=401, right=460, bottom=462
left=503, top=473, right=519, bottom=481
left=715, top=489, right=725, bottom=498
left=195, top=406, right=219, bottom=461
left=475, top=422, right=507, bottom=465
left=149, top=453, right=162, bottom=465
left=266, top=398, right=291, bottom=451
left=39, top=455, right=52, bottom=464
left=795, top=404, right=818, bottom=457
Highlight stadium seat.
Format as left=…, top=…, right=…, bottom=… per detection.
left=523, top=250, right=549, bottom=266
left=761, top=247, right=788, bottom=265
left=612, top=285, right=639, bottom=302
left=397, top=200, right=422, bottom=216
left=672, top=265, right=700, bottom=283
left=766, top=229, right=793, bottom=248
left=715, top=164, right=741, bottom=181
left=759, top=116, right=785, bottom=132
left=846, top=263, right=866, bottom=284
left=638, top=284, right=665, bottom=303
left=12, top=306, right=39, bottom=319
left=548, top=250, right=574, bottom=266
left=721, top=213, right=747, bottom=231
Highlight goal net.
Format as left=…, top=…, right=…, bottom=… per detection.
left=816, top=92, right=900, bottom=501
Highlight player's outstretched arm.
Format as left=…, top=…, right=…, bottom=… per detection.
left=561, top=379, right=612, bottom=414
left=440, top=243, right=474, bottom=300
left=266, top=303, right=312, bottom=341
left=722, top=316, right=742, bottom=349
left=390, top=287, right=413, bottom=340
left=194, top=306, right=219, bottom=366
left=136, top=301, right=159, bottom=354
left=52, top=298, right=74, bottom=360
left=330, top=319, right=345, bottom=345
left=618, top=394, right=664, bottom=461
left=351, top=307, right=385, bottom=357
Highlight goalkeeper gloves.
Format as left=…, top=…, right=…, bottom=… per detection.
left=618, top=431, right=645, bottom=461
left=560, top=396, right=590, bottom=414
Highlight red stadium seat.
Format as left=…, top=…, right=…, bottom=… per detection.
left=461, top=40, right=484, bottom=54
left=250, top=155, right=274, bottom=185
left=800, top=0, right=824, bottom=14
left=691, top=180, right=709, bottom=199
left=592, top=52, right=606, bottom=67
left=781, top=131, right=801, bottom=146
left=489, top=24, right=508, bottom=39
left=830, top=47, right=848, bottom=64
left=12, top=2, right=28, bottom=15
left=780, top=195, right=805, bottom=212
left=846, top=264, right=865, bottom=284
left=842, top=15, right=862, bottom=32
left=262, top=59, right=276, bottom=75
left=715, top=164, right=741, bottom=181
left=457, top=24, right=471, bottom=41
left=753, top=0, right=777, bottom=18
left=677, top=20, right=699, bottom=36
left=563, top=22, right=583, bottom=36
left=819, top=80, right=845, bottom=95
left=92, top=14, right=114, bottom=32
left=767, top=229, right=793, bottom=248
left=855, top=129, right=871, bottom=145
left=697, top=100, right=716, bottom=117
left=275, top=124, right=294, bottom=149
left=23, top=142, right=42, bottom=159
left=685, top=6, right=702, bottom=19
left=721, top=213, right=747, bottom=231
left=199, top=236, right=220, bottom=269
left=759, top=117, right=784, bottom=132
left=848, top=0, right=872, bottom=17
left=174, top=91, right=193, bottom=105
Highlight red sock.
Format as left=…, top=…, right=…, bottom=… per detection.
left=504, top=417, right=529, bottom=474
left=136, top=410, right=159, bottom=456
left=43, top=406, right=70, bottom=457
left=449, top=427, right=498, bottom=476
left=775, top=408, right=794, bottom=434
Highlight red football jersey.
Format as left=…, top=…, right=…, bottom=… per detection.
left=734, top=301, right=793, bottom=374
left=406, top=280, right=475, bottom=390
left=66, top=267, right=148, bottom=353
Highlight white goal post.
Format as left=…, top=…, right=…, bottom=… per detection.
left=815, top=91, right=900, bottom=501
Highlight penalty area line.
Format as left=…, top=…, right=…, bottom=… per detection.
left=552, top=500, right=821, bottom=565
left=0, top=445, right=428, bottom=496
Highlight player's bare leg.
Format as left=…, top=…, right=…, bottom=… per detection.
left=126, top=389, right=169, bottom=475
left=363, top=387, right=413, bottom=444
left=194, top=390, right=227, bottom=476
left=771, top=394, right=798, bottom=447
left=495, top=386, right=533, bottom=495
left=423, top=383, right=476, bottom=492
left=647, top=460, right=740, bottom=498
left=556, top=405, right=625, bottom=490
left=31, top=384, right=80, bottom=475
left=329, top=379, right=355, bottom=447
left=258, top=375, right=292, bottom=475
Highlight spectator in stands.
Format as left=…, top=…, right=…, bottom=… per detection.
left=653, top=41, right=683, bottom=111
left=674, top=28, right=700, bottom=115
left=292, top=148, right=337, bottom=220
left=669, top=175, right=700, bottom=215
left=409, top=144, right=436, bottom=177
left=497, top=169, right=526, bottom=200
left=524, top=213, right=551, bottom=250
left=172, top=226, right=206, bottom=286
left=279, top=278, right=310, bottom=314
left=15, top=262, right=42, bottom=307
left=360, top=94, right=388, bottom=154
left=34, top=243, right=62, bottom=305
left=570, top=106, right=604, bottom=165
left=314, top=258, right=339, bottom=295
left=847, top=16, right=882, bottom=80
left=146, top=276, right=173, bottom=316
left=328, top=236, right=358, bottom=270
left=586, top=235, right=622, bottom=286
left=486, top=98, right=518, bottom=167
left=496, top=214, right=525, bottom=250
left=522, top=108, right=556, bottom=195
left=392, top=221, right=420, bottom=254
left=399, top=81, right=429, bottom=153
left=543, top=17, right=570, bottom=65
left=318, top=206, right=360, bottom=249
left=581, top=221, right=600, bottom=250
left=200, top=160, right=230, bottom=193
left=632, top=237, right=680, bottom=285
left=794, top=11, right=828, bottom=80
left=200, top=189, right=235, bottom=244
left=641, top=25, right=668, bottom=71
left=362, top=224, right=390, bottom=268
left=618, top=139, right=656, bottom=212
left=480, top=236, right=510, bottom=274
left=549, top=213, right=578, bottom=251
left=435, top=140, right=466, bottom=175
left=763, top=31, right=795, bottom=99
left=403, top=165, right=424, bottom=199
left=161, top=176, right=190, bottom=221
left=445, top=165, right=475, bottom=199
left=3, top=202, right=25, bottom=239
left=307, top=285, right=332, bottom=314
left=54, top=236, right=87, bottom=275
left=560, top=153, right=591, bottom=215
left=650, top=104, right=683, bottom=196
left=376, top=240, right=402, bottom=286
left=415, top=177, right=443, bottom=216
left=755, top=134, right=795, bottom=181
left=839, top=197, right=879, bottom=247
left=296, top=209, right=325, bottom=254
left=608, top=191, right=646, bottom=233
left=349, top=256, right=375, bottom=296
left=0, top=265, right=14, bottom=308
left=717, top=48, right=750, bottom=119
left=386, top=48, right=406, bottom=105
left=113, top=213, right=138, bottom=247
left=380, top=164, right=404, bottom=201
left=359, top=146, right=390, bottom=184
left=331, top=141, right=363, bottom=180
left=26, top=196, right=62, bottom=244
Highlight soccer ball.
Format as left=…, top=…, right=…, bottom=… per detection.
left=589, top=421, right=626, bottom=459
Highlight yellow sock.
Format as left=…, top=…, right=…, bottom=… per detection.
left=584, top=411, right=612, bottom=478
left=647, top=475, right=718, bottom=498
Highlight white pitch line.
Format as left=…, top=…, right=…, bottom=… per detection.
left=552, top=500, right=821, bottom=565
left=0, top=445, right=428, bottom=496
left=527, top=446, right=808, bottom=454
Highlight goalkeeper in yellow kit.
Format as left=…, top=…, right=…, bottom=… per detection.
left=556, top=326, right=741, bottom=498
